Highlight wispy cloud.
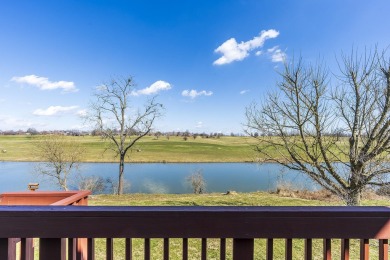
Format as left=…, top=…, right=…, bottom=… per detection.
left=213, top=29, right=279, bottom=65
left=240, top=89, right=250, bottom=95
left=11, top=75, right=78, bottom=92
left=33, top=106, right=79, bottom=116
left=182, top=89, right=213, bottom=99
left=195, top=121, right=203, bottom=128
left=132, top=80, right=172, bottom=96
left=0, top=115, right=35, bottom=129
left=76, top=109, right=87, bottom=117
left=267, top=46, right=287, bottom=63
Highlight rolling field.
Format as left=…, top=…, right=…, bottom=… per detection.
left=0, top=135, right=260, bottom=162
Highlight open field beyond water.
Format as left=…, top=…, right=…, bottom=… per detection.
left=0, top=135, right=261, bottom=162
left=0, top=134, right=351, bottom=163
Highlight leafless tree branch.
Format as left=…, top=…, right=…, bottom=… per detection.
left=245, top=47, right=390, bottom=205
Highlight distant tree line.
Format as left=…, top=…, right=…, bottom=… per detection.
left=0, top=128, right=89, bottom=136
left=0, top=128, right=246, bottom=138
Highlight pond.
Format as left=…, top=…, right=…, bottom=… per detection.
left=0, top=162, right=316, bottom=194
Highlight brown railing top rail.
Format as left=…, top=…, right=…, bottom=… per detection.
left=0, top=206, right=389, bottom=239
left=50, top=190, right=91, bottom=205
left=0, top=190, right=91, bottom=205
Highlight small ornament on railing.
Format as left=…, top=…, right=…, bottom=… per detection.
left=28, top=183, right=39, bottom=191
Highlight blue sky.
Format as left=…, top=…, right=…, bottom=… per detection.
left=1, top=0, right=389, bottom=134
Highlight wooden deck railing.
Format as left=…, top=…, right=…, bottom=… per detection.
left=0, top=191, right=90, bottom=206
left=0, top=190, right=90, bottom=259
left=0, top=206, right=389, bottom=260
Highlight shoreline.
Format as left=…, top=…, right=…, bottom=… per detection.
left=1, top=159, right=258, bottom=164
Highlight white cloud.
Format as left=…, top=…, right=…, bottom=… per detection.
left=255, top=51, right=262, bottom=56
left=11, top=75, right=78, bottom=92
left=267, top=46, right=287, bottom=63
left=182, top=89, right=213, bottom=99
left=70, top=124, right=89, bottom=130
left=76, top=109, right=87, bottom=117
left=213, top=29, right=279, bottom=65
left=95, top=85, right=107, bottom=91
left=195, top=121, right=203, bottom=128
left=132, top=80, right=172, bottom=96
left=33, top=106, right=79, bottom=116
left=0, top=115, right=35, bottom=129
left=240, top=89, right=250, bottom=95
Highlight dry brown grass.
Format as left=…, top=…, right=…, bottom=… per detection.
left=274, top=187, right=339, bottom=202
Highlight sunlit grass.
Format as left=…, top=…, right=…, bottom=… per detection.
left=0, top=135, right=259, bottom=162
left=89, top=191, right=390, bottom=207
left=0, top=134, right=354, bottom=163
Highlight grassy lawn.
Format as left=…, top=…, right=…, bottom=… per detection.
left=0, top=135, right=260, bottom=162
left=87, top=192, right=390, bottom=259
left=89, top=192, right=336, bottom=206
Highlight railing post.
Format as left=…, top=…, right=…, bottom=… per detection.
left=379, top=239, right=388, bottom=260
left=164, top=238, right=169, bottom=260
left=220, top=238, right=226, bottom=260
left=233, top=238, right=254, bottom=260
left=305, top=239, right=312, bottom=260
left=68, top=238, right=76, bottom=260
left=323, top=239, right=331, bottom=260
left=21, top=238, right=34, bottom=260
left=76, top=238, right=87, bottom=260
left=341, top=239, right=349, bottom=260
left=125, top=238, right=131, bottom=260
left=106, top=238, right=113, bottom=260
left=88, top=238, right=95, bottom=260
left=286, top=239, right=293, bottom=260
left=0, top=238, right=11, bottom=260
left=39, top=238, right=66, bottom=260
left=182, top=238, right=188, bottom=260
left=201, top=238, right=207, bottom=260
left=360, top=239, right=369, bottom=260
left=266, top=238, right=273, bottom=260
left=144, top=238, right=150, bottom=260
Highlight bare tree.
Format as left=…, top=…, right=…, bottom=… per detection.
left=245, top=48, right=390, bottom=205
left=187, top=170, right=206, bottom=194
left=35, top=135, right=85, bottom=190
left=87, top=76, right=163, bottom=195
left=77, top=175, right=106, bottom=194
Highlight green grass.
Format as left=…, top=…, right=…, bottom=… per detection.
left=87, top=192, right=390, bottom=259
left=88, top=192, right=337, bottom=206
left=0, top=135, right=259, bottom=162
left=89, top=191, right=390, bottom=207
left=0, top=134, right=355, bottom=163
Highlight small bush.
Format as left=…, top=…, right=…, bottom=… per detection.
left=376, top=185, right=390, bottom=197
left=187, top=170, right=206, bottom=194
left=106, top=177, right=131, bottom=195
left=77, top=175, right=106, bottom=194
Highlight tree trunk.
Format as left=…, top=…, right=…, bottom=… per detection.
left=117, top=155, right=125, bottom=195
left=60, top=179, right=68, bottom=191
left=345, top=189, right=361, bottom=206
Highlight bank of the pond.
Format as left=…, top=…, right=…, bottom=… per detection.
left=89, top=192, right=390, bottom=207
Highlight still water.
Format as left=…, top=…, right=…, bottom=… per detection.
left=0, top=162, right=316, bottom=193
